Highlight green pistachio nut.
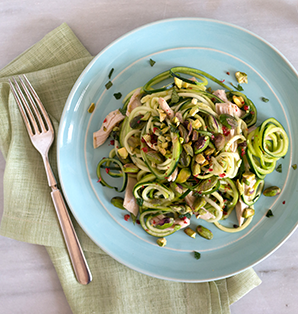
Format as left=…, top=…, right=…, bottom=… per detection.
left=176, top=167, right=191, bottom=184
left=219, top=114, right=238, bottom=129
left=263, top=186, right=281, bottom=197
left=206, top=115, right=222, bottom=134
left=193, top=197, right=207, bottom=212
left=193, top=136, right=210, bottom=154
left=242, top=207, right=255, bottom=218
left=184, top=227, right=196, bottom=239
left=196, top=225, right=213, bottom=240
left=111, top=197, right=125, bottom=209
left=179, top=150, right=191, bottom=167
left=195, top=176, right=218, bottom=194
left=192, top=162, right=201, bottom=177
left=146, top=150, right=164, bottom=164
left=156, top=237, right=167, bottom=247
left=183, top=142, right=194, bottom=157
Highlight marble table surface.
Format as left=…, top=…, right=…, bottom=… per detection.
left=1, top=0, right=298, bottom=313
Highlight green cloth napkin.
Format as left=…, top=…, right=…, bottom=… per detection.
left=0, top=23, right=261, bottom=314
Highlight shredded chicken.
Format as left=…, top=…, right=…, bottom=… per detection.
left=197, top=209, right=216, bottom=220
left=123, top=176, right=139, bottom=216
left=158, top=97, right=174, bottom=119
left=126, top=88, right=142, bottom=117
left=93, top=109, right=125, bottom=148
left=184, top=191, right=196, bottom=209
left=235, top=199, right=247, bottom=227
left=167, top=167, right=178, bottom=182
left=213, top=89, right=243, bottom=118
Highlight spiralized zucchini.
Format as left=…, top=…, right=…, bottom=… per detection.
left=95, top=66, right=289, bottom=241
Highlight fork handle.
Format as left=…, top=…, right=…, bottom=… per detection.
left=51, top=188, right=92, bottom=285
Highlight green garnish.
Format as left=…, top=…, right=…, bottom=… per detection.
left=108, top=68, right=114, bottom=79
left=170, top=88, right=180, bottom=104
left=149, top=59, right=156, bottom=67
left=179, top=213, right=192, bottom=219
left=105, top=81, right=113, bottom=90
left=292, top=164, right=297, bottom=170
left=261, top=97, right=269, bottom=103
left=119, top=107, right=126, bottom=115
left=136, top=198, right=144, bottom=206
left=194, top=251, right=201, bottom=260
left=230, top=83, right=244, bottom=91
left=276, top=164, right=282, bottom=173
left=266, top=209, right=274, bottom=218
left=113, top=92, right=122, bottom=100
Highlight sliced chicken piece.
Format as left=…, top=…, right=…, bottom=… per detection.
left=167, top=167, right=178, bottom=182
left=213, top=89, right=229, bottom=102
left=126, top=88, right=142, bottom=117
left=215, top=102, right=242, bottom=118
left=93, top=109, right=125, bottom=148
left=213, top=89, right=243, bottom=118
left=235, top=199, right=247, bottom=227
left=184, top=191, right=196, bottom=209
left=196, top=209, right=216, bottom=220
left=123, top=176, right=139, bottom=216
left=158, top=97, right=174, bottom=119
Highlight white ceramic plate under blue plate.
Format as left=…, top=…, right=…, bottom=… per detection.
left=58, top=18, right=298, bottom=282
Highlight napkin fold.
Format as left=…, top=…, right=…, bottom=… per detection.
left=0, top=23, right=261, bottom=314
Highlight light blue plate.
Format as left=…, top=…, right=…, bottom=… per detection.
left=57, top=18, right=298, bottom=282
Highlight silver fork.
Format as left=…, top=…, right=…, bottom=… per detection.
left=9, top=75, right=92, bottom=285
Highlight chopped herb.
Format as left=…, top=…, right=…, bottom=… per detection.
left=113, top=92, right=122, bottom=100
left=170, top=88, right=180, bottom=104
left=87, top=102, right=95, bottom=113
left=230, top=83, right=244, bottom=91
left=292, top=164, right=297, bottom=170
left=149, top=58, right=156, bottom=67
left=105, top=81, right=113, bottom=90
left=261, top=97, right=269, bottom=103
left=179, top=213, right=192, bottom=219
left=276, top=164, right=282, bottom=173
left=130, top=213, right=137, bottom=225
left=170, top=125, right=179, bottom=133
left=266, top=209, right=274, bottom=218
left=136, top=198, right=144, bottom=206
left=119, top=107, right=127, bottom=115
left=194, top=251, right=201, bottom=260
left=108, top=68, right=114, bottom=79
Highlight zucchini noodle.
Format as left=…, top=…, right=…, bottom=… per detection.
left=94, top=66, right=289, bottom=244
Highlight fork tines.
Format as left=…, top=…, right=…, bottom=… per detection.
left=9, top=75, right=52, bottom=136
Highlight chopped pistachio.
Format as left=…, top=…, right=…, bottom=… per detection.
left=191, top=98, right=198, bottom=105
left=235, top=71, right=248, bottom=84
left=195, top=153, right=206, bottom=164
left=156, top=237, right=167, bottom=247
left=232, top=95, right=245, bottom=108
left=184, top=227, right=196, bottom=239
left=117, top=147, right=128, bottom=159
left=88, top=102, right=95, bottom=113
left=174, top=77, right=183, bottom=89
left=189, top=107, right=199, bottom=116
left=242, top=207, right=255, bottom=218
